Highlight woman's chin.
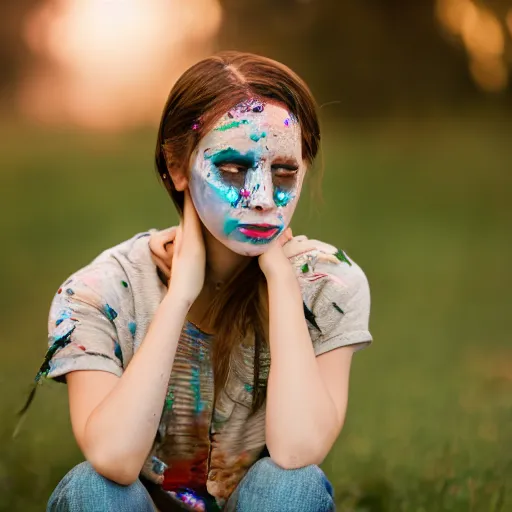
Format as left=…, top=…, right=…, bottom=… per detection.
left=219, top=238, right=273, bottom=257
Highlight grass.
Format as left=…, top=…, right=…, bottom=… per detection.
left=0, top=115, right=510, bottom=511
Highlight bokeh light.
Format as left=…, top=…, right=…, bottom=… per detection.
left=436, top=0, right=509, bottom=92
left=20, top=0, right=222, bottom=129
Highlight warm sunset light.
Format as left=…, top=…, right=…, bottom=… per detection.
left=436, top=0, right=509, bottom=92
left=20, top=0, right=222, bottom=129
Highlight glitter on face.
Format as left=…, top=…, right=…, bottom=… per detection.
left=188, top=102, right=305, bottom=257
left=274, top=188, right=293, bottom=207
left=225, top=187, right=239, bottom=205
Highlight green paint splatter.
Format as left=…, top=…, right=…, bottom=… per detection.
left=165, top=384, right=175, bottom=411
left=244, top=383, right=254, bottom=393
left=224, top=217, right=240, bottom=236
left=334, top=249, right=352, bottom=266
left=332, top=302, right=344, bottom=314
left=121, top=280, right=128, bottom=288
left=215, top=119, right=249, bottom=131
left=301, top=263, right=309, bottom=273
left=250, top=132, right=266, bottom=142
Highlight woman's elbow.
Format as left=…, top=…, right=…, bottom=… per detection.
left=87, top=451, right=142, bottom=486
left=268, top=442, right=327, bottom=470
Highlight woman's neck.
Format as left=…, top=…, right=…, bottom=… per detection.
left=186, top=228, right=251, bottom=332
left=203, top=228, right=250, bottom=287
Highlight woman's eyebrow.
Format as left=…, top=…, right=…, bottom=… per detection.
left=272, top=156, right=299, bottom=166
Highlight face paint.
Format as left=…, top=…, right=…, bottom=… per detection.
left=189, top=101, right=305, bottom=256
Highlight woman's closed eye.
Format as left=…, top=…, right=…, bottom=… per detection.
left=217, top=163, right=248, bottom=174
left=272, top=163, right=299, bottom=178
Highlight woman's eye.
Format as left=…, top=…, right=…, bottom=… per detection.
left=217, top=163, right=247, bottom=174
left=272, top=166, right=298, bottom=178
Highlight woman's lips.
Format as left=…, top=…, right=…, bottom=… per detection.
left=238, top=224, right=280, bottom=239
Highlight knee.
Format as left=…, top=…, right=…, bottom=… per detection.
left=236, top=457, right=334, bottom=512
left=47, top=461, right=153, bottom=512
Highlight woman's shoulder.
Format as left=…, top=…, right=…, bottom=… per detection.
left=53, top=230, right=163, bottom=311
left=284, top=234, right=372, bottom=350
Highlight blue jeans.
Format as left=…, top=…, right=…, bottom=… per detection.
left=47, top=457, right=335, bottom=512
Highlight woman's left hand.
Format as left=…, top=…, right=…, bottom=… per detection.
left=258, top=228, right=294, bottom=278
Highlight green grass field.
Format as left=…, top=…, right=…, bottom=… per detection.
left=0, top=116, right=510, bottom=511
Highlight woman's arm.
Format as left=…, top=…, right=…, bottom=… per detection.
left=67, top=191, right=205, bottom=485
left=260, top=245, right=355, bottom=469
left=68, top=290, right=189, bottom=485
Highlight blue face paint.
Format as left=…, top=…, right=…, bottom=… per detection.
left=222, top=218, right=284, bottom=244
left=207, top=148, right=256, bottom=168
left=250, top=132, right=266, bottom=142
left=225, top=187, right=240, bottom=205
left=274, top=188, right=294, bottom=207
left=215, top=119, right=249, bottom=131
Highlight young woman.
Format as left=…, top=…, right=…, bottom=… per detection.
left=35, top=51, right=373, bottom=511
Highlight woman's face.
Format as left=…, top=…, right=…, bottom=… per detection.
left=188, top=100, right=306, bottom=256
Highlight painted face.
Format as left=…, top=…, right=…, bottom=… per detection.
left=189, top=100, right=306, bottom=256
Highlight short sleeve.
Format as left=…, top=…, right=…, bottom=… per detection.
left=285, top=236, right=373, bottom=356
left=36, top=262, right=132, bottom=383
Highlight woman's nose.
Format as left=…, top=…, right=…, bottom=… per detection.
left=245, top=167, right=274, bottom=211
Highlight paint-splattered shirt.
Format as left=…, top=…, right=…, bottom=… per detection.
left=37, top=230, right=373, bottom=507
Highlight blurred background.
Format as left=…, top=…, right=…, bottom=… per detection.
left=1, top=0, right=511, bottom=510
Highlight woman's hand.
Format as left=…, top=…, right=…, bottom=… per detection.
left=168, top=190, right=206, bottom=305
left=258, top=228, right=294, bottom=279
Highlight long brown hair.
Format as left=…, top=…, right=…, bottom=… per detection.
left=155, top=51, right=320, bottom=413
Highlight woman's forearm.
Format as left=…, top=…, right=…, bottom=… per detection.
left=84, top=290, right=189, bottom=482
left=265, top=269, right=340, bottom=469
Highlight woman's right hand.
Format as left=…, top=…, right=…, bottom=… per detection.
left=168, top=189, right=206, bottom=306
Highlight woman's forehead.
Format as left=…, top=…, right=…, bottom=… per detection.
left=199, top=103, right=302, bottom=157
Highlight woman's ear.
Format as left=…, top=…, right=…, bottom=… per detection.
left=163, top=147, right=189, bottom=191
left=169, top=169, right=188, bottom=191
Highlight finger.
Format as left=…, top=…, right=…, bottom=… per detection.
left=278, top=227, right=293, bottom=247
left=152, top=253, right=171, bottom=278
left=149, top=227, right=177, bottom=260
